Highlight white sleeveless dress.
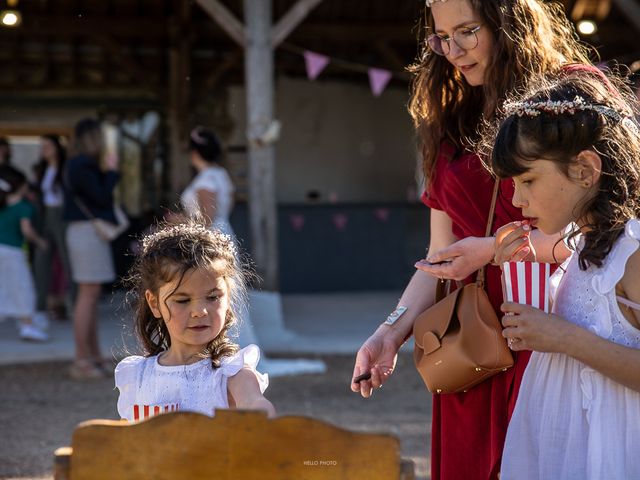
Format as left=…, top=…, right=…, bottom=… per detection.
left=501, top=219, right=640, bottom=479
left=114, top=344, right=268, bottom=421
left=181, top=166, right=235, bottom=236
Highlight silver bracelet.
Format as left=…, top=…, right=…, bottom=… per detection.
left=384, top=306, right=407, bottom=326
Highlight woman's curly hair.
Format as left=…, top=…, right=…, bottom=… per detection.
left=408, top=0, right=592, bottom=185
left=124, top=218, right=252, bottom=367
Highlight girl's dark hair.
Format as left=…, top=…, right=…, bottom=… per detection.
left=35, top=134, right=66, bottom=188
left=0, top=165, right=27, bottom=208
left=124, top=218, right=249, bottom=367
left=189, top=126, right=222, bottom=165
left=72, top=118, right=103, bottom=160
left=485, top=71, right=640, bottom=270
left=408, top=0, right=592, bottom=184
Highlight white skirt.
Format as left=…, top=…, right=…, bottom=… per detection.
left=0, top=244, right=35, bottom=317
left=66, top=221, right=115, bottom=283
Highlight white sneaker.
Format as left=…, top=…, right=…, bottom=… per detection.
left=19, top=323, right=49, bottom=342
left=32, top=311, right=50, bottom=331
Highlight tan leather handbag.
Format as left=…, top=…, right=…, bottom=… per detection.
left=413, top=180, right=513, bottom=394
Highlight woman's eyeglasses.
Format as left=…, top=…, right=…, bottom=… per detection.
left=427, top=24, right=482, bottom=56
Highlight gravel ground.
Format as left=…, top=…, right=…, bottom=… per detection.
left=0, top=353, right=432, bottom=479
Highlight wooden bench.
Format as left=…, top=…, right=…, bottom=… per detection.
left=54, top=410, right=415, bottom=479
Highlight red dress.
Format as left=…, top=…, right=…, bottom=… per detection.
left=421, top=141, right=531, bottom=480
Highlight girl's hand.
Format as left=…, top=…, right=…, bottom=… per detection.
left=501, top=302, right=573, bottom=353
left=494, top=221, right=536, bottom=264
left=415, top=236, right=494, bottom=281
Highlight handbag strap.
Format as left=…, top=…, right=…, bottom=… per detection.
left=476, top=178, right=500, bottom=288
left=72, top=195, right=96, bottom=221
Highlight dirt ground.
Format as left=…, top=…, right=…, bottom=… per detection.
left=0, top=353, right=432, bottom=479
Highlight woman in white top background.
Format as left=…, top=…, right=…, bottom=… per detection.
left=181, top=126, right=235, bottom=237
left=33, top=135, right=73, bottom=328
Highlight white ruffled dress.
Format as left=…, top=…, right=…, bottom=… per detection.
left=115, top=344, right=268, bottom=422
left=501, top=219, right=640, bottom=479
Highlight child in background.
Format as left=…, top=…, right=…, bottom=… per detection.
left=0, top=165, right=49, bottom=341
left=115, top=220, right=275, bottom=421
left=488, top=71, right=640, bottom=478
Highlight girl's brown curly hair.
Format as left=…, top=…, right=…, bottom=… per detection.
left=408, top=0, right=592, bottom=185
left=124, top=219, right=252, bottom=367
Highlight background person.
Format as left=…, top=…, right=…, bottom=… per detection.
left=64, top=118, right=120, bottom=380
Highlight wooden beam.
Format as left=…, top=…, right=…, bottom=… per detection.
left=167, top=1, right=193, bottom=194
left=612, top=0, right=640, bottom=33
left=200, top=47, right=243, bottom=94
left=271, top=0, right=323, bottom=47
left=92, top=34, right=151, bottom=87
left=244, top=0, right=279, bottom=290
left=194, top=0, right=245, bottom=46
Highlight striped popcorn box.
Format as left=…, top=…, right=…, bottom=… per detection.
left=501, top=262, right=551, bottom=313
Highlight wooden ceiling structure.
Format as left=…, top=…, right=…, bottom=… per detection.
left=0, top=0, right=637, bottom=97
left=0, top=0, right=638, bottom=289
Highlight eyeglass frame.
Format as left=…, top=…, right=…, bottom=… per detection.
left=427, top=24, right=483, bottom=56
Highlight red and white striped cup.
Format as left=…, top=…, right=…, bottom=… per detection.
left=501, top=262, right=551, bottom=313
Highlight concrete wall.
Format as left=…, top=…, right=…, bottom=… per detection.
left=228, top=76, right=420, bottom=204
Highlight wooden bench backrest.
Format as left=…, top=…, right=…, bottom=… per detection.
left=54, top=410, right=413, bottom=480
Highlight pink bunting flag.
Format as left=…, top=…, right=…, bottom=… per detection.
left=289, top=214, right=305, bottom=232
left=374, top=208, right=390, bottom=222
left=501, top=262, right=552, bottom=313
left=331, top=213, right=348, bottom=231
left=368, top=68, right=392, bottom=97
left=304, top=51, right=330, bottom=80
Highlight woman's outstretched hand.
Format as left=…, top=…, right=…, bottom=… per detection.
left=493, top=221, right=537, bottom=264
left=351, top=330, right=400, bottom=398
left=414, top=236, right=494, bottom=281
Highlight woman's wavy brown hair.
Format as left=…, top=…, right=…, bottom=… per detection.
left=408, top=0, right=592, bottom=184
left=124, top=219, right=251, bottom=367
left=485, top=71, right=640, bottom=269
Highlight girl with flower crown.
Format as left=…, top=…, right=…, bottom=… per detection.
left=115, top=219, right=275, bottom=421
left=488, top=71, right=640, bottom=479
left=351, top=0, right=594, bottom=478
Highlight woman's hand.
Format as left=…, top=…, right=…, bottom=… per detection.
left=501, top=302, right=574, bottom=353
left=494, top=221, right=536, bottom=264
left=351, top=329, right=401, bottom=398
left=414, top=236, right=494, bottom=281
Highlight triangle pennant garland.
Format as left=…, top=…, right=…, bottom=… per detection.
left=368, top=68, right=392, bottom=97
left=304, top=50, right=330, bottom=80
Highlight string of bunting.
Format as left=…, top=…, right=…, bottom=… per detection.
left=280, top=42, right=410, bottom=97
left=288, top=208, right=391, bottom=232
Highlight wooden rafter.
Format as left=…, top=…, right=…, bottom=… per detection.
left=194, top=0, right=245, bottom=46
left=92, top=34, right=150, bottom=87
left=271, top=0, right=324, bottom=47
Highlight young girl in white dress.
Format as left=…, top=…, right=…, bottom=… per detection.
left=487, top=71, right=640, bottom=479
left=115, top=220, right=275, bottom=421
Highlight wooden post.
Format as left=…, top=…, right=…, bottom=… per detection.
left=167, top=2, right=192, bottom=196
left=244, top=0, right=278, bottom=290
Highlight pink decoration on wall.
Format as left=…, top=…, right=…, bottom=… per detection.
left=332, top=213, right=348, bottom=231
left=368, top=68, right=392, bottom=97
left=304, top=51, right=330, bottom=80
left=374, top=208, right=390, bottom=222
left=289, top=214, right=305, bottom=231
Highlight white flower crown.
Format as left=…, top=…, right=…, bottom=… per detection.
left=426, top=0, right=449, bottom=6
left=503, top=95, right=639, bottom=133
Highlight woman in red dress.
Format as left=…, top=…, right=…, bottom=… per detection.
left=351, top=1, right=592, bottom=478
